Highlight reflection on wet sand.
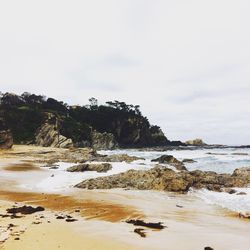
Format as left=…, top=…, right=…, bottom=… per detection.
left=0, top=190, right=143, bottom=223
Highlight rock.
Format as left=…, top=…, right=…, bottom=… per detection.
left=56, top=216, right=65, bottom=219
left=182, top=159, right=196, bottom=163
left=204, top=247, right=214, bottom=250
left=75, top=166, right=250, bottom=193
left=237, top=192, right=247, bottom=195
left=206, top=152, right=227, bottom=155
left=232, top=167, right=250, bottom=182
left=134, top=228, right=146, bottom=238
left=65, top=218, right=77, bottom=222
left=126, top=219, right=165, bottom=229
left=185, top=138, right=206, bottom=146
left=152, top=155, right=187, bottom=171
left=35, top=113, right=73, bottom=148
left=94, top=154, right=144, bottom=163
left=67, top=163, right=112, bottom=173
left=91, top=130, right=118, bottom=150
left=7, top=206, right=45, bottom=215
left=231, top=153, right=248, bottom=156
left=0, top=119, right=13, bottom=149
left=225, top=188, right=237, bottom=194
left=0, top=129, right=13, bottom=149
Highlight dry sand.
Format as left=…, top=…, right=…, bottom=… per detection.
left=0, top=145, right=250, bottom=250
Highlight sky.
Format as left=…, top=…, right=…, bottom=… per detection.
left=0, top=0, right=250, bottom=145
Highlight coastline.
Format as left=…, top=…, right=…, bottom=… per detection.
left=0, top=145, right=250, bottom=250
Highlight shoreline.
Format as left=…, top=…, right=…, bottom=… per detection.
left=0, top=145, right=250, bottom=250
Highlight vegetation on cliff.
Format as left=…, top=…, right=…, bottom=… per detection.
left=0, top=92, right=180, bottom=148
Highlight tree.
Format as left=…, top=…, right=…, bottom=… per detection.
left=88, top=97, right=98, bottom=110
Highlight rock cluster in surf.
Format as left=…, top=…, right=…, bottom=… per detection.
left=75, top=166, right=250, bottom=193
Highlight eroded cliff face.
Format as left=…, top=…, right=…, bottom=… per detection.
left=108, top=117, right=170, bottom=148
left=91, top=131, right=118, bottom=150
left=0, top=118, right=13, bottom=149
left=35, top=113, right=73, bottom=148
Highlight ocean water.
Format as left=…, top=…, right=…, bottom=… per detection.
left=15, top=147, right=250, bottom=214
left=100, top=147, right=250, bottom=214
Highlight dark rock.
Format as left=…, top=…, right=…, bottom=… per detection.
left=204, top=247, right=214, bottom=250
left=182, top=159, right=196, bottom=163
left=237, top=192, right=247, bottom=195
left=7, top=205, right=45, bottom=215
left=134, top=228, right=146, bottom=238
left=239, top=213, right=250, bottom=219
left=67, top=163, right=112, bottom=173
left=231, top=153, right=248, bottom=156
left=176, top=205, right=183, bottom=208
left=65, top=218, right=77, bottom=222
left=225, top=189, right=237, bottom=194
left=126, top=219, right=165, bottom=229
left=56, top=216, right=65, bottom=219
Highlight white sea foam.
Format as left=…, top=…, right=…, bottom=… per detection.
left=189, top=188, right=250, bottom=213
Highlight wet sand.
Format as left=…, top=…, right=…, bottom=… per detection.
left=1, top=145, right=250, bottom=250
left=0, top=190, right=143, bottom=223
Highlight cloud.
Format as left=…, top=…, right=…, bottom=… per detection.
left=0, top=0, right=250, bottom=145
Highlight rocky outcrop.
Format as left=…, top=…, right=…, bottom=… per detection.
left=91, top=130, right=118, bottom=150
left=152, top=155, right=187, bottom=171
left=0, top=119, right=13, bottom=149
left=75, top=166, right=250, bottom=193
left=35, top=113, right=73, bottom=148
left=185, top=138, right=206, bottom=146
left=93, top=154, right=144, bottom=163
left=0, top=130, right=13, bottom=149
left=67, top=163, right=112, bottom=173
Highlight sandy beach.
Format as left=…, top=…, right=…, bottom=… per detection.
left=0, top=145, right=250, bottom=250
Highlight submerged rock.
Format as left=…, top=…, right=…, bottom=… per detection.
left=75, top=166, right=250, bottom=193
left=152, top=155, right=187, bottom=171
left=67, top=163, right=112, bottom=173
left=182, top=159, right=197, bottom=163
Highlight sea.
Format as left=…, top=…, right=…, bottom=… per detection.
left=15, top=147, right=250, bottom=214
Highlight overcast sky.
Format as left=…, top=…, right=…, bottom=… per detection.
left=0, top=0, right=250, bottom=145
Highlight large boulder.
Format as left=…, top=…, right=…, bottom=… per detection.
left=75, top=166, right=250, bottom=192
left=35, top=113, right=73, bottom=148
left=67, top=163, right=112, bottom=173
left=91, top=130, right=118, bottom=150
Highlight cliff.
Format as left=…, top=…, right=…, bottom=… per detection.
left=0, top=92, right=182, bottom=149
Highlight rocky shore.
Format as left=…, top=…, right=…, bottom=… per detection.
left=75, top=166, right=250, bottom=192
